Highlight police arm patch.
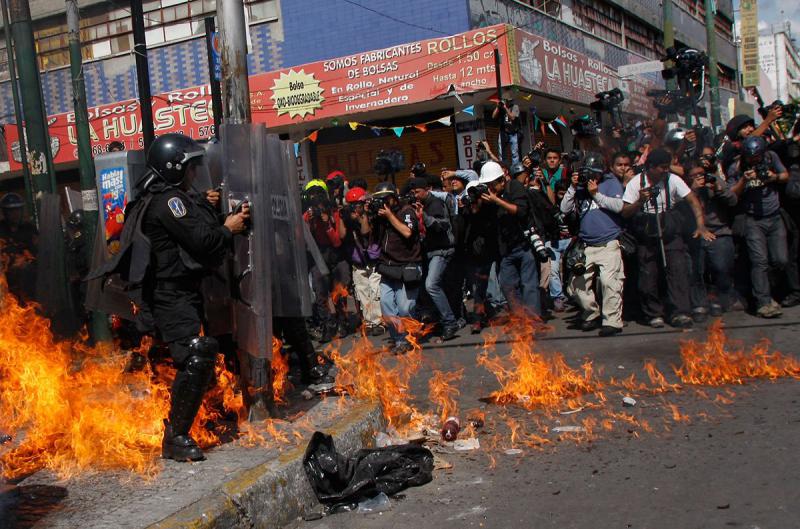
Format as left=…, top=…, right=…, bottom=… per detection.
left=168, top=197, right=187, bottom=218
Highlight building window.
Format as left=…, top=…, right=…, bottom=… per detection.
left=1, top=0, right=277, bottom=79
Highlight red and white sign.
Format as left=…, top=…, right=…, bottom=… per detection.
left=5, top=25, right=514, bottom=171
left=513, top=28, right=659, bottom=117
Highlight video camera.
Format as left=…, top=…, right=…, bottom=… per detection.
left=650, top=47, right=708, bottom=123
left=526, top=149, right=542, bottom=168
left=374, top=149, right=405, bottom=178
left=590, top=88, right=624, bottom=112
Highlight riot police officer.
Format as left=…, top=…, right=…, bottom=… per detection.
left=140, top=134, right=249, bottom=461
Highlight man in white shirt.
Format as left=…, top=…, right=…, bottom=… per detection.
left=621, top=148, right=714, bottom=329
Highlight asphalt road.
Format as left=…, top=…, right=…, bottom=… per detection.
left=292, top=307, right=800, bottom=529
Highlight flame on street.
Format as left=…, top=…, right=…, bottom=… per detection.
left=675, top=320, right=800, bottom=385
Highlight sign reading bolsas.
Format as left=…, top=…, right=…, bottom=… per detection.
left=4, top=25, right=514, bottom=171
left=513, top=28, right=658, bottom=117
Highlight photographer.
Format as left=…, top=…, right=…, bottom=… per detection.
left=492, top=96, right=521, bottom=164
left=684, top=157, right=738, bottom=319
left=338, top=187, right=384, bottom=336
left=408, top=176, right=459, bottom=341
left=479, top=161, right=540, bottom=316
left=302, top=179, right=351, bottom=341
left=727, top=136, right=790, bottom=318
left=372, top=182, right=423, bottom=354
left=560, top=152, right=626, bottom=336
left=609, top=152, right=635, bottom=186
left=622, top=148, right=713, bottom=328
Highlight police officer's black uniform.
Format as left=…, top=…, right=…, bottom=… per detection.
left=93, top=133, right=243, bottom=462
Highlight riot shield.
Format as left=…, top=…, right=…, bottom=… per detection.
left=196, top=139, right=232, bottom=336
left=264, top=134, right=313, bottom=318
left=221, top=123, right=273, bottom=419
left=84, top=150, right=146, bottom=318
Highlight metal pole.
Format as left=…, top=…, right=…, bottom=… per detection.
left=704, top=0, right=722, bottom=130
left=663, top=0, right=676, bottom=91
left=218, top=0, right=251, bottom=124
left=67, top=0, right=111, bottom=343
left=204, top=17, right=223, bottom=137
left=130, top=0, right=154, bottom=151
left=0, top=0, right=33, bottom=221
left=8, top=0, right=54, bottom=194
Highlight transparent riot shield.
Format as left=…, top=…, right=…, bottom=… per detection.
left=221, top=123, right=273, bottom=419
left=264, top=134, right=313, bottom=318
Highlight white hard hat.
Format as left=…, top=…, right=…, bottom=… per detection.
left=479, top=161, right=504, bottom=184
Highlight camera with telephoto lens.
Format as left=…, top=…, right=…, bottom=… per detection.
left=523, top=227, right=550, bottom=262
left=401, top=192, right=418, bottom=206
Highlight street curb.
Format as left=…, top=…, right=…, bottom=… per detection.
left=146, top=401, right=384, bottom=529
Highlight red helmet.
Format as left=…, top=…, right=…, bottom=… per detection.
left=345, top=187, right=367, bottom=203
left=326, top=170, right=346, bottom=182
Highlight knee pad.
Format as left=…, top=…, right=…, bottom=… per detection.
left=188, top=336, right=219, bottom=359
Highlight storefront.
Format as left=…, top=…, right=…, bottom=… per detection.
left=4, top=24, right=661, bottom=188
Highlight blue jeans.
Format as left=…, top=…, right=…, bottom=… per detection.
left=426, top=253, right=456, bottom=326
left=498, top=245, right=540, bottom=316
left=380, top=276, right=419, bottom=345
left=689, top=235, right=735, bottom=310
left=744, top=214, right=789, bottom=308
left=546, top=238, right=572, bottom=300
left=486, top=261, right=507, bottom=309
left=498, top=132, right=520, bottom=165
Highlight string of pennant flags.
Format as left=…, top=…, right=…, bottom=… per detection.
left=291, top=103, right=573, bottom=156
left=292, top=105, right=477, bottom=156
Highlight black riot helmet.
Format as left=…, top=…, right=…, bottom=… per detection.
left=67, top=209, right=85, bottom=230
left=741, top=136, right=767, bottom=162
left=580, top=151, right=606, bottom=176
left=146, top=133, right=205, bottom=187
left=0, top=192, right=24, bottom=209
left=372, top=181, right=398, bottom=198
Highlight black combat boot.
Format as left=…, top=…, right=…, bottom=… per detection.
left=162, top=354, right=215, bottom=462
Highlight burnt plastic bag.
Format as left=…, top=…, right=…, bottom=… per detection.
left=303, top=431, right=433, bottom=505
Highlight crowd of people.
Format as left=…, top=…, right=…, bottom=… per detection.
left=300, top=108, right=800, bottom=352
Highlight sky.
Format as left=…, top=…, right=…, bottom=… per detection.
left=733, top=0, right=800, bottom=36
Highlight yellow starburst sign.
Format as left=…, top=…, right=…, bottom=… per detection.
left=269, top=69, right=325, bottom=119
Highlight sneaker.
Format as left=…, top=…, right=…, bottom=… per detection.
left=581, top=318, right=601, bottom=331
left=691, top=307, right=708, bottom=324
left=553, top=298, right=566, bottom=313
left=599, top=325, right=622, bottom=337
left=709, top=303, right=724, bottom=317
left=756, top=304, right=782, bottom=319
left=671, top=314, right=693, bottom=328
left=370, top=324, right=386, bottom=337
left=391, top=342, right=414, bottom=355
left=471, top=321, right=482, bottom=334
left=648, top=317, right=665, bottom=328
left=780, top=294, right=800, bottom=308
left=729, top=299, right=745, bottom=312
